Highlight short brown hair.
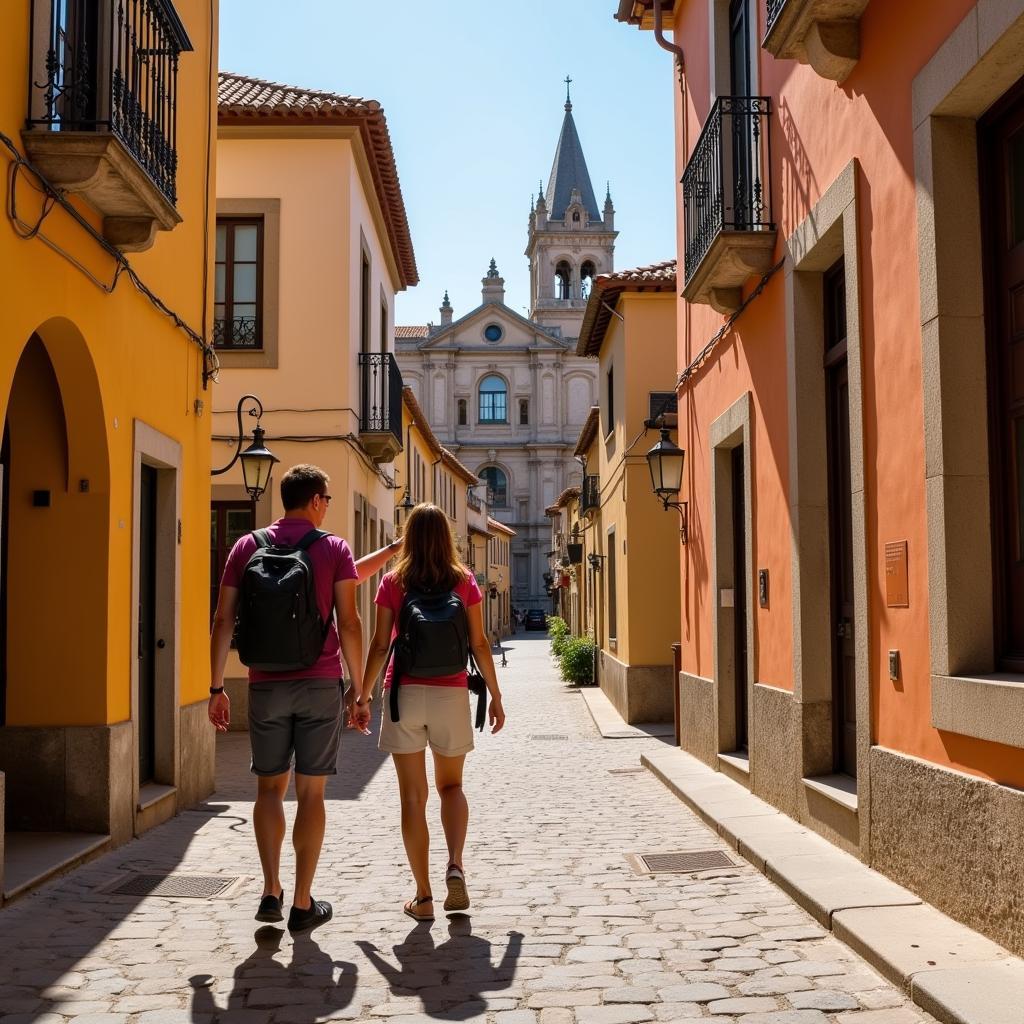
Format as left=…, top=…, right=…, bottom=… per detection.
left=280, top=464, right=329, bottom=511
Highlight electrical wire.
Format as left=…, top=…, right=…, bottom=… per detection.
left=676, top=258, right=785, bottom=391
left=0, top=129, right=218, bottom=382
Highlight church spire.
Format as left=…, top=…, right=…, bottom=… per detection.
left=544, top=79, right=601, bottom=222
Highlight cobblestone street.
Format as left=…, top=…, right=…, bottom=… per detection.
left=0, top=636, right=935, bottom=1024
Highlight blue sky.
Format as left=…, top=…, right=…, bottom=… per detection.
left=218, top=1, right=678, bottom=326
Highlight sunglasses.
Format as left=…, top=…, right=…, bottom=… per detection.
left=317, top=493, right=332, bottom=504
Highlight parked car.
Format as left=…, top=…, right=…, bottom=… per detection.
left=524, top=609, right=547, bottom=631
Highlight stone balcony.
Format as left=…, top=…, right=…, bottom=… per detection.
left=763, top=0, right=870, bottom=84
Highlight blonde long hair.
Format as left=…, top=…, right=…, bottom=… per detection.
left=393, top=503, right=470, bottom=593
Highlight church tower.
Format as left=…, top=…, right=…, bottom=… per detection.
left=526, top=78, right=618, bottom=343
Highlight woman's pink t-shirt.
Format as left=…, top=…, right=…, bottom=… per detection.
left=375, top=571, right=482, bottom=690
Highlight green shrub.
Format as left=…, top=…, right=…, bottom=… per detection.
left=547, top=616, right=569, bottom=655
left=559, top=636, right=595, bottom=686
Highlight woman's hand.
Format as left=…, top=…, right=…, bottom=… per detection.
left=353, top=699, right=372, bottom=735
left=488, top=694, right=505, bottom=734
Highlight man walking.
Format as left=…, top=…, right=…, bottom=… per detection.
left=209, top=464, right=363, bottom=932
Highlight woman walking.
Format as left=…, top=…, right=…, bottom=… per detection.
left=356, top=504, right=505, bottom=921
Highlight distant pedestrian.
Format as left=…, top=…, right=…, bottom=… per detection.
left=209, top=464, right=363, bottom=933
left=510, top=607, right=518, bottom=635
left=356, top=503, right=505, bottom=921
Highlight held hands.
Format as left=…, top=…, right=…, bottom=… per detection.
left=208, top=691, right=230, bottom=732
left=345, top=686, right=372, bottom=735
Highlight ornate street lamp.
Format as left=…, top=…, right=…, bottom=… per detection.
left=646, top=427, right=688, bottom=542
left=397, top=489, right=416, bottom=517
left=212, top=395, right=278, bottom=501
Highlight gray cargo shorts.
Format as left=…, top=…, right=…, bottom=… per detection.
left=247, top=677, right=344, bottom=777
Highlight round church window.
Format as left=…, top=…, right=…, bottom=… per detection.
left=484, top=323, right=503, bottom=343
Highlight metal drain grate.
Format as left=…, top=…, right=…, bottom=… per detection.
left=107, top=873, right=240, bottom=899
left=608, top=767, right=646, bottom=775
left=632, top=850, right=736, bottom=873
left=529, top=734, right=569, bottom=741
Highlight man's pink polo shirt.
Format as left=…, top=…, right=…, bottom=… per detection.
left=221, top=517, right=358, bottom=683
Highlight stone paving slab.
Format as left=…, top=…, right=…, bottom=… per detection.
left=578, top=688, right=675, bottom=740
left=0, top=636, right=942, bottom=1024
left=911, top=962, right=1024, bottom=1024
left=640, top=744, right=1023, bottom=1024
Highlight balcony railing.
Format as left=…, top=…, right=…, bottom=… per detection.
left=766, top=0, right=788, bottom=32
left=682, top=96, right=774, bottom=284
left=27, top=0, right=192, bottom=208
left=359, top=352, right=403, bottom=463
left=467, top=490, right=483, bottom=513
left=581, top=475, right=600, bottom=517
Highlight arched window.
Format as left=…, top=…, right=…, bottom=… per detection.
left=480, top=466, right=508, bottom=507
left=554, top=261, right=571, bottom=300
left=478, top=374, right=507, bottom=423
left=580, top=260, right=596, bottom=299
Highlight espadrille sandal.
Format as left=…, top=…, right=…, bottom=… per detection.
left=443, top=864, right=470, bottom=912
left=403, top=895, right=435, bottom=921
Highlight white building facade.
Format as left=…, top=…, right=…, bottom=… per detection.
left=396, top=93, right=617, bottom=609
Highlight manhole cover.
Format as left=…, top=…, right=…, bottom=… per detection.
left=631, top=850, right=736, bottom=873
left=608, top=767, right=645, bottom=775
left=529, top=734, right=569, bottom=741
left=107, top=873, right=240, bottom=899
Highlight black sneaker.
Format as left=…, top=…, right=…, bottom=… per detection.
left=255, top=890, right=284, bottom=923
left=287, top=896, right=333, bottom=933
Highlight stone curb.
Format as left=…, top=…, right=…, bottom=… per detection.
left=578, top=686, right=676, bottom=740
left=641, top=745, right=1024, bottom=1024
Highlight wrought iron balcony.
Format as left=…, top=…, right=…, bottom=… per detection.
left=767, top=0, right=788, bottom=32
left=581, top=475, right=600, bottom=517
left=23, top=0, right=192, bottom=251
left=762, top=0, right=869, bottom=84
left=681, top=96, right=777, bottom=314
left=359, top=352, right=404, bottom=464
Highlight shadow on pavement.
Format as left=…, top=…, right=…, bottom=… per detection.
left=190, top=926, right=357, bottom=1021
left=357, top=917, right=523, bottom=1020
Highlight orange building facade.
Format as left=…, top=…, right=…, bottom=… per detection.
left=0, top=0, right=218, bottom=898
left=616, top=0, right=1024, bottom=953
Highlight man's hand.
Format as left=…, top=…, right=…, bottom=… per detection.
left=344, top=685, right=357, bottom=728
left=353, top=700, right=372, bottom=735
left=208, top=691, right=230, bottom=732
left=488, top=694, right=505, bottom=734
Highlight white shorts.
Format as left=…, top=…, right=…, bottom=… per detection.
left=379, top=684, right=475, bottom=757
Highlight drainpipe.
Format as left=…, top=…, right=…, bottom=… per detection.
left=653, top=0, right=685, bottom=85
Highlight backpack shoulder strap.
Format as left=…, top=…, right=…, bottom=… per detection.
left=251, top=529, right=273, bottom=550
left=295, top=529, right=330, bottom=552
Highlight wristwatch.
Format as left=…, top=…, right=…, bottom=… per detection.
left=209, top=686, right=225, bottom=695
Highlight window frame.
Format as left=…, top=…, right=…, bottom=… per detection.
left=210, top=499, right=255, bottom=621
left=479, top=374, right=509, bottom=424
left=214, top=217, right=264, bottom=351
left=480, top=466, right=508, bottom=507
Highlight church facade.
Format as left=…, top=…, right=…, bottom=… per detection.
left=396, top=91, right=617, bottom=610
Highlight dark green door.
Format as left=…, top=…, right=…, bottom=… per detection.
left=138, top=465, right=157, bottom=784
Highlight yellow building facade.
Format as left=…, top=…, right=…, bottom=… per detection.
left=0, top=0, right=219, bottom=898
left=573, top=263, right=682, bottom=723
left=212, top=73, right=418, bottom=709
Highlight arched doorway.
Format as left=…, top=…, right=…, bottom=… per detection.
left=0, top=323, right=112, bottom=882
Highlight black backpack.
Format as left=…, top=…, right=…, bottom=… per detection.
left=388, top=588, right=486, bottom=730
left=235, top=528, right=330, bottom=672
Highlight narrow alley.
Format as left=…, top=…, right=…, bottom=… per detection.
left=0, top=636, right=932, bottom=1024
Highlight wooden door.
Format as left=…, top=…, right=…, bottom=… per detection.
left=824, top=259, right=857, bottom=776
left=732, top=445, right=748, bottom=751
left=984, top=86, right=1024, bottom=666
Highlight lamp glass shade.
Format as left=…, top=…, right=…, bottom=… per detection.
left=239, top=431, right=279, bottom=500
left=646, top=431, right=685, bottom=498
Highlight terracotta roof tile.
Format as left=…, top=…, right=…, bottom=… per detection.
left=487, top=516, right=516, bottom=538
left=395, top=325, right=430, bottom=339
left=218, top=72, right=418, bottom=291
left=573, top=407, right=601, bottom=458
left=577, top=259, right=676, bottom=357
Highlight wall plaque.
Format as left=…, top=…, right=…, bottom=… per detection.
left=885, top=541, right=909, bottom=607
